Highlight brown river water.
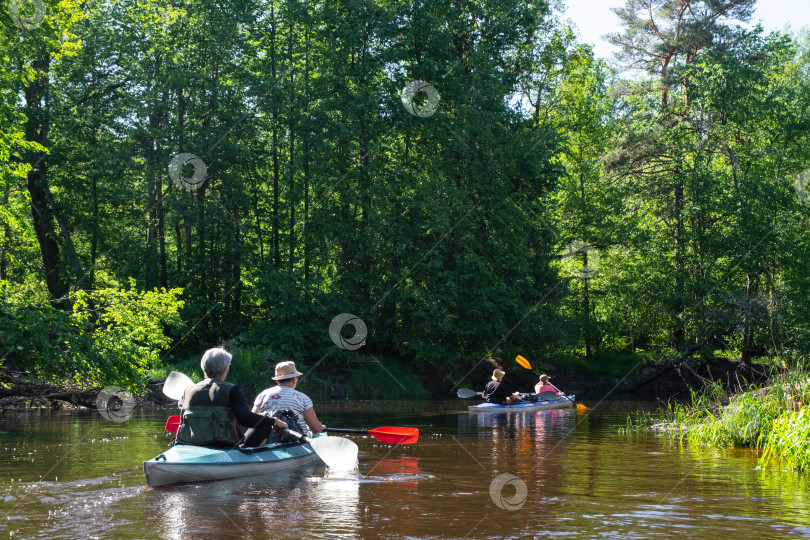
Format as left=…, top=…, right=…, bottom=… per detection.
left=2, top=401, right=810, bottom=539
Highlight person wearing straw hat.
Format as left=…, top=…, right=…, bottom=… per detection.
left=535, top=374, right=565, bottom=397
left=244, top=360, right=326, bottom=445
left=482, top=368, right=520, bottom=405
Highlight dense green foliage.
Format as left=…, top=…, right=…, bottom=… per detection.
left=1, top=279, right=183, bottom=390
left=148, top=348, right=429, bottom=400
left=1, top=0, right=809, bottom=393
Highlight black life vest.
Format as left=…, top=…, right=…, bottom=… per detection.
left=176, top=378, right=241, bottom=446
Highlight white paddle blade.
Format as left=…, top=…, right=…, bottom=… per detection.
left=162, top=371, right=195, bottom=400
left=457, top=388, right=479, bottom=399
left=310, top=437, right=359, bottom=472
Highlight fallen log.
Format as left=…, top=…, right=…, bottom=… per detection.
left=0, top=371, right=102, bottom=409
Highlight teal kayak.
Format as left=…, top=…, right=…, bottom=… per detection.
left=143, top=437, right=325, bottom=487
left=468, top=395, right=575, bottom=413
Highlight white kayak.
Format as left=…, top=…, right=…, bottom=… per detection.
left=143, top=437, right=325, bottom=487
left=468, top=395, right=576, bottom=413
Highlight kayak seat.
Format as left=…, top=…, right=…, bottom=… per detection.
left=536, top=391, right=558, bottom=401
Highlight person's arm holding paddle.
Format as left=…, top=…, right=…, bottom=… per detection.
left=230, top=386, right=288, bottom=433
left=302, top=408, right=325, bottom=434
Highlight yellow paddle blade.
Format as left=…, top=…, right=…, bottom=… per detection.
left=515, top=355, right=532, bottom=370
left=576, top=403, right=587, bottom=410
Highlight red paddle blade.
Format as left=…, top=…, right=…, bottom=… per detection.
left=165, top=415, right=181, bottom=434
left=367, top=426, right=419, bottom=444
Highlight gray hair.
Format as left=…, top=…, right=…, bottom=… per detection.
left=200, top=347, right=232, bottom=378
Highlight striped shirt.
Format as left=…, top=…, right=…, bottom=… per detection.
left=253, top=385, right=314, bottom=427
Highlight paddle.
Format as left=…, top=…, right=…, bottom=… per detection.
left=165, top=415, right=181, bottom=434
left=515, top=354, right=539, bottom=376
left=325, top=426, right=419, bottom=445
left=282, top=429, right=359, bottom=471
left=515, top=355, right=586, bottom=410
left=456, top=388, right=482, bottom=399
left=162, top=371, right=195, bottom=401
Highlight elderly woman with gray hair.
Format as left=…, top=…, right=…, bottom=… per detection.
left=176, top=347, right=288, bottom=447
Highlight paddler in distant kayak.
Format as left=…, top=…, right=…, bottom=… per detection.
left=176, top=347, right=288, bottom=447
left=534, top=374, right=565, bottom=397
left=482, top=368, right=521, bottom=405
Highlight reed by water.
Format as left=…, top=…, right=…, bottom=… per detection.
left=626, top=359, right=810, bottom=472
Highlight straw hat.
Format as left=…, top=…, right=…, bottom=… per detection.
left=492, top=368, right=505, bottom=381
left=272, top=361, right=304, bottom=381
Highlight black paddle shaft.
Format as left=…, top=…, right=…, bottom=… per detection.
left=324, top=428, right=368, bottom=435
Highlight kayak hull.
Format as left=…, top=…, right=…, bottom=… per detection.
left=468, top=395, right=576, bottom=413
left=143, top=439, right=322, bottom=487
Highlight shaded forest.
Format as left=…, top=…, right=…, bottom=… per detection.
left=1, top=0, right=809, bottom=398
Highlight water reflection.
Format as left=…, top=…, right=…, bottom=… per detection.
left=463, top=408, right=579, bottom=453
left=4, top=407, right=810, bottom=538
left=308, top=477, right=360, bottom=538
left=363, top=457, right=427, bottom=538
left=141, top=457, right=431, bottom=539
left=368, top=456, right=421, bottom=481
left=144, top=466, right=327, bottom=538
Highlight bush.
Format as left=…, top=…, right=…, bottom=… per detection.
left=1, top=279, right=184, bottom=392
left=346, top=356, right=430, bottom=400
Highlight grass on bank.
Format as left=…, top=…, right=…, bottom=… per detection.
left=149, top=349, right=267, bottom=396
left=625, top=359, right=810, bottom=471
left=762, top=407, right=810, bottom=472
left=149, top=348, right=430, bottom=401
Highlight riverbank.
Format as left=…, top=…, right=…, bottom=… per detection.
left=629, top=361, right=810, bottom=472
left=2, top=349, right=773, bottom=411
left=145, top=350, right=769, bottom=403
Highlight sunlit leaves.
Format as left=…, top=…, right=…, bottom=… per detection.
left=0, top=280, right=183, bottom=391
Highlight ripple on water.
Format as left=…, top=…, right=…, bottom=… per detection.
left=359, top=473, right=435, bottom=483
left=1, top=474, right=145, bottom=539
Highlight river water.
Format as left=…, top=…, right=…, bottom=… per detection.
left=1, top=401, right=809, bottom=538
